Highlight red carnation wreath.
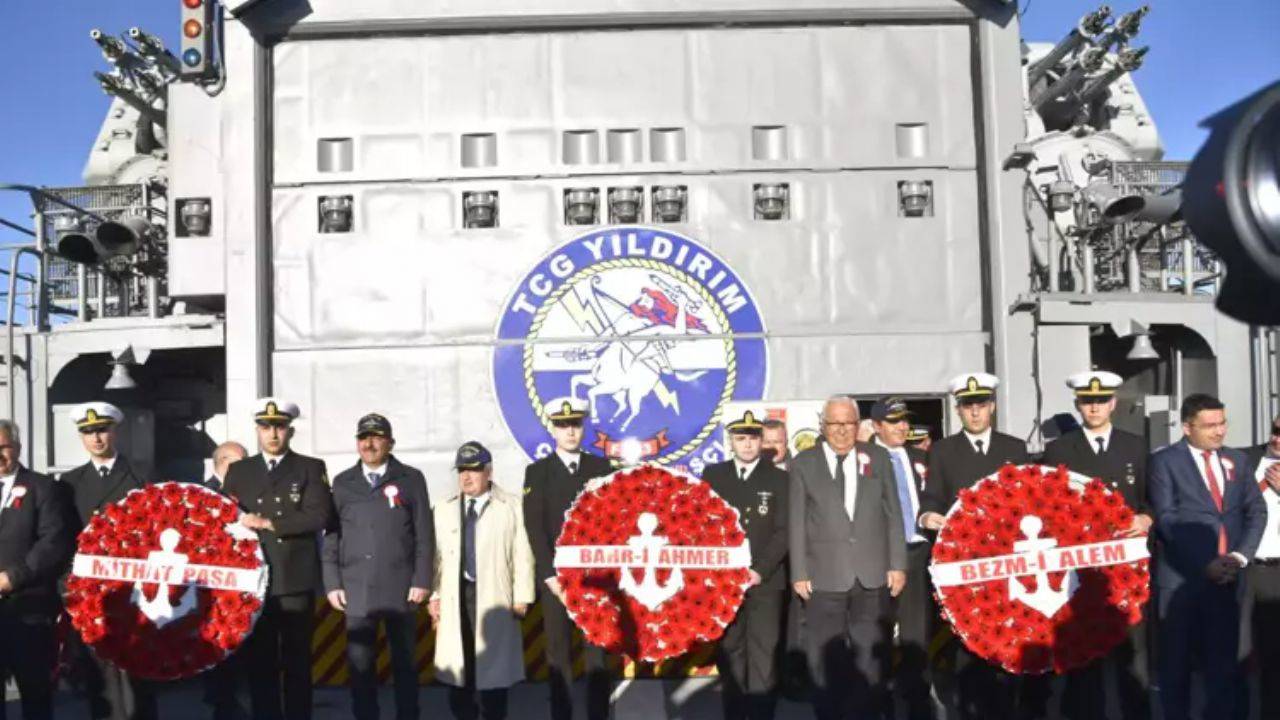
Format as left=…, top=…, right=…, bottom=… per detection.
left=930, top=464, right=1150, bottom=674
left=64, top=482, right=268, bottom=680
left=554, top=465, right=753, bottom=662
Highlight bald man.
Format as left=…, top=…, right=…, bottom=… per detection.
left=206, top=442, right=248, bottom=494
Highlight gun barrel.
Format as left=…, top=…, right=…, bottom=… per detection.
left=93, top=72, right=166, bottom=129
left=1026, top=5, right=1112, bottom=87
left=1076, top=47, right=1148, bottom=105
left=1116, top=5, right=1150, bottom=36
left=1097, top=5, right=1151, bottom=53
left=90, top=28, right=128, bottom=59
left=1030, top=47, right=1107, bottom=110
left=127, top=27, right=181, bottom=75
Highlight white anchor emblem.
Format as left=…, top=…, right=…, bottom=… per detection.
left=1008, top=515, right=1078, bottom=618
left=131, top=528, right=198, bottom=627
left=617, top=513, right=683, bottom=610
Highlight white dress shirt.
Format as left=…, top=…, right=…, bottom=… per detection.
left=876, top=438, right=925, bottom=544
left=1254, top=454, right=1280, bottom=559
left=262, top=450, right=289, bottom=469
left=361, top=462, right=388, bottom=484
left=1083, top=425, right=1114, bottom=454
left=964, top=428, right=993, bottom=455
left=463, top=491, right=492, bottom=517
left=1189, top=444, right=1248, bottom=567
left=734, top=458, right=760, bottom=480
left=0, top=472, right=16, bottom=510
left=92, top=455, right=118, bottom=476
left=822, top=443, right=857, bottom=520
left=461, top=491, right=491, bottom=582
left=556, top=449, right=582, bottom=473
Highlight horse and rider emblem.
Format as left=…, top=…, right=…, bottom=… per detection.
left=494, top=227, right=767, bottom=470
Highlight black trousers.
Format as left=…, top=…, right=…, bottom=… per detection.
left=67, top=632, right=157, bottom=720
left=539, top=585, right=610, bottom=720
left=0, top=611, right=56, bottom=720
left=201, top=649, right=243, bottom=720
left=1250, top=561, right=1280, bottom=720
left=890, top=543, right=935, bottom=720
left=348, top=610, right=420, bottom=720
left=804, top=583, right=889, bottom=720
left=1061, top=618, right=1149, bottom=720
left=949, top=645, right=1048, bottom=720
left=448, top=580, right=508, bottom=720
left=244, top=592, right=315, bottom=720
left=1158, top=580, right=1246, bottom=720
left=716, top=588, right=784, bottom=720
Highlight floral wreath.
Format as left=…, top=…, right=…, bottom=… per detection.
left=930, top=464, right=1150, bottom=674
left=554, top=465, right=753, bottom=662
left=64, top=482, right=268, bottom=681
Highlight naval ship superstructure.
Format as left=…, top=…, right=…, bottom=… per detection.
left=0, top=0, right=1274, bottom=502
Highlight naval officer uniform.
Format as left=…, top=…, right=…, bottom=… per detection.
left=704, top=411, right=790, bottom=720
left=1042, top=371, right=1151, bottom=720
left=224, top=398, right=333, bottom=720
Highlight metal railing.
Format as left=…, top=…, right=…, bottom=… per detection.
left=1036, top=161, right=1221, bottom=296
left=1111, top=161, right=1221, bottom=296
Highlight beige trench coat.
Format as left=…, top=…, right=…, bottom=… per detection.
left=432, top=486, right=536, bottom=689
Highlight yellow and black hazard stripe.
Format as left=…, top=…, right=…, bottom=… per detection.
left=310, top=600, right=719, bottom=685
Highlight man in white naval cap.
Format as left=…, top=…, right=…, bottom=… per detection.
left=521, top=396, right=615, bottom=720
left=916, top=374, right=1037, bottom=720
left=223, top=398, right=333, bottom=720
left=1043, top=370, right=1152, bottom=720
left=59, top=402, right=158, bottom=720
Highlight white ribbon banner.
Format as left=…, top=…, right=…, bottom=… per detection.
left=72, top=554, right=267, bottom=593
left=930, top=537, right=1150, bottom=588
left=554, top=544, right=751, bottom=570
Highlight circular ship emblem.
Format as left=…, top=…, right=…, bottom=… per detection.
left=494, top=227, right=767, bottom=470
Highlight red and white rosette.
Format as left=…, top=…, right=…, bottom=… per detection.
left=553, top=465, right=753, bottom=662
left=64, top=482, right=269, bottom=680
left=930, top=464, right=1151, bottom=674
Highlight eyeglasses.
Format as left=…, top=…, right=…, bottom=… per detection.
left=822, top=421, right=858, bottom=429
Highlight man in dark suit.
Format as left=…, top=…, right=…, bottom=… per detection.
left=59, top=402, right=158, bottom=720
left=200, top=440, right=248, bottom=719
left=916, top=373, right=1033, bottom=720
left=224, top=398, right=333, bottom=720
left=1243, top=413, right=1280, bottom=719
left=0, top=418, right=75, bottom=720
left=789, top=395, right=907, bottom=720
left=1149, top=393, right=1265, bottom=720
left=704, top=410, right=789, bottom=720
left=522, top=396, right=614, bottom=720
left=870, top=397, right=933, bottom=720
left=323, top=413, right=432, bottom=720
left=1042, top=371, right=1152, bottom=720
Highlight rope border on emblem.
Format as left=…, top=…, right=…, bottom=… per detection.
left=523, top=258, right=737, bottom=465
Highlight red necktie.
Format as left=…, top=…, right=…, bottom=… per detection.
left=1203, top=451, right=1228, bottom=555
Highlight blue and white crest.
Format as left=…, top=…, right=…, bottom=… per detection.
left=494, top=227, right=768, bottom=471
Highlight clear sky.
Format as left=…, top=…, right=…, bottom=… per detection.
left=0, top=0, right=1277, bottom=246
